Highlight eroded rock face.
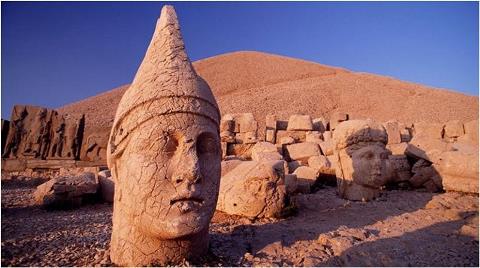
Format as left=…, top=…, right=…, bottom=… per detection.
left=106, top=6, right=221, bottom=266
left=333, top=120, right=389, bottom=201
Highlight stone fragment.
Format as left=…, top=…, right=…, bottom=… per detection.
left=236, top=113, right=258, bottom=133
left=333, top=119, right=390, bottom=201
left=383, top=120, right=401, bottom=144
left=106, top=6, right=222, bottom=266
left=287, top=161, right=301, bottom=173
left=265, top=129, right=276, bottom=143
left=220, top=118, right=235, bottom=133
left=266, top=114, right=277, bottom=130
left=220, top=131, right=235, bottom=143
left=98, top=170, right=114, bottom=203
left=217, top=160, right=287, bottom=218
left=444, top=120, right=464, bottom=139
left=287, top=114, right=313, bottom=131
left=306, top=131, right=323, bottom=144
left=251, top=142, right=277, bottom=156
left=221, top=159, right=243, bottom=176
left=33, top=172, right=99, bottom=208
left=319, top=140, right=334, bottom=156
left=285, top=142, right=322, bottom=162
left=329, top=112, right=349, bottom=130
left=276, top=130, right=307, bottom=143
left=279, top=136, right=295, bottom=145
left=227, top=143, right=256, bottom=160
left=409, top=160, right=439, bottom=189
left=400, top=128, right=412, bottom=142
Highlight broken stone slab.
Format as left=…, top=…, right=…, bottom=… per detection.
left=400, top=128, right=412, bottom=142
left=266, top=114, right=277, bottom=130
left=33, top=172, right=99, bottom=209
left=293, top=166, right=318, bottom=194
left=306, top=131, right=323, bottom=145
left=285, top=142, right=322, bottom=162
left=265, top=129, right=276, bottom=144
left=383, top=120, right=402, bottom=144
left=226, top=143, right=256, bottom=160
left=409, top=159, right=441, bottom=191
left=287, top=114, right=313, bottom=131
left=308, top=155, right=331, bottom=174
left=251, top=142, right=282, bottom=162
left=98, top=170, right=114, bottom=203
left=279, top=136, right=295, bottom=145
left=217, top=160, right=287, bottom=218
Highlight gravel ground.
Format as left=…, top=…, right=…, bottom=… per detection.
left=2, top=179, right=478, bottom=267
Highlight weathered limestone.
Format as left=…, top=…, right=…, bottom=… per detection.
left=287, top=114, right=313, bottom=131
left=217, top=160, right=287, bottom=218
left=33, top=172, right=98, bottom=208
left=106, top=6, right=221, bottom=266
left=333, top=120, right=390, bottom=201
left=285, top=142, right=322, bottom=162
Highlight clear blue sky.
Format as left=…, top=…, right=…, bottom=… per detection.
left=2, top=1, right=478, bottom=119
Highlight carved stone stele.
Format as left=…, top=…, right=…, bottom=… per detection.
left=333, top=119, right=390, bottom=201
left=107, top=6, right=221, bottom=266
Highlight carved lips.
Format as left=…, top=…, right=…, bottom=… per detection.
left=169, top=191, right=204, bottom=213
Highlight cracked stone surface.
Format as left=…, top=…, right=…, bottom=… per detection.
left=106, top=5, right=221, bottom=266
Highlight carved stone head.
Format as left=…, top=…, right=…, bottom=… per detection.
left=107, top=5, right=221, bottom=266
left=333, top=119, right=389, bottom=201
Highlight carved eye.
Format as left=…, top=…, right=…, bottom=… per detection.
left=196, top=133, right=218, bottom=155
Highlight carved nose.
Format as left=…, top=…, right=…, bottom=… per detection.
left=171, top=151, right=201, bottom=186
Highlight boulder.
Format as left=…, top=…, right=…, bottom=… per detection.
left=217, top=160, right=287, bottom=218
left=33, top=172, right=99, bottom=209
left=383, top=120, right=401, bottom=144
left=98, top=170, right=114, bottom=203
left=409, top=160, right=441, bottom=191
left=287, top=115, right=313, bottom=131
left=285, top=142, right=322, bottom=162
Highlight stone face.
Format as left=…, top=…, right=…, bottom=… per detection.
left=33, top=172, right=99, bottom=208
left=333, top=120, right=390, bottom=201
left=217, top=160, right=287, bottom=218
left=106, top=6, right=222, bottom=266
left=383, top=120, right=401, bottom=144
left=444, top=120, right=464, bottom=139
left=287, top=114, right=313, bottom=131
left=285, top=142, right=322, bottom=162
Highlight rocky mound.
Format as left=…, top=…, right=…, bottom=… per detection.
left=58, top=51, right=478, bottom=132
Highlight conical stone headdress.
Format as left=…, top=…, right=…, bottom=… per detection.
left=108, top=5, right=220, bottom=161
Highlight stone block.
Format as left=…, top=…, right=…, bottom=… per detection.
left=293, top=166, right=318, bottom=193
left=276, top=130, right=307, bottom=143
left=400, top=128, right=412, bottom=142
left=287, top=161, right=301, bottom=173
left=220, top=131, right=235, bottom=143
left=251, top=142, right=283, bottom=162
left=386, top=142, right=408, bottom=156
left=329, top=112, right=349, bottom=130
left=307, top=155, right=331, bottom=174
left=266, top=114, right=277, bottom=130
left=265, top=129, right=276, bottom=144
left=306, top=131, right=323, bottom=144
left=413, top=122, right=444, bottom=139
left=276, top=120, right=289, bottom=130
left=319, top=140, right=334, bottom=156
left=287, top=115, right=313, bottom=131
left=444, top=120, right=464, bottom=139
left=383, top=120, right=401, bottom=144
left=312, top=117, right=327, bottom=133
left=286, top=142, right=322, bottom=162
left=98, top=170, right=114, bottom=203
left=323, top=131, right=332, bottom=142
left=226, top=143, right=256, bottom=160
left=406, top=135, right=451, bottom=162
left=220, top=119, right=235, bottom=133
